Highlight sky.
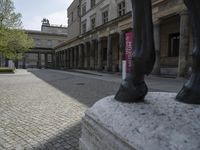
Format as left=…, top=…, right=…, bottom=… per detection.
left=12, top=0, right=74, bottom=30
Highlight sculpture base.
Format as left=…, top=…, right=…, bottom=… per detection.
left=80, top=92, right=200, bottom=150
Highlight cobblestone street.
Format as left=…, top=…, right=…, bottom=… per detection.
left=0, top=69, right=119, bottom=150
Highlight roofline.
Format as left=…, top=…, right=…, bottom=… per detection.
left=41, top=24, right=68, bottom=29
left=24, top=30, right=68, bottom=37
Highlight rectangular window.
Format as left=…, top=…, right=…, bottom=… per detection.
left=91, top=0, right=96, bottom=8
left=102, top=11, right=108, bottom=24
left=91, top=17, right=96, bottom=29
left=82, top=3, right=86, bottom=16
left=168, top=33, right=180, bottom=57
left=48, top=54, right=52, bottom=62
left=47, top=40, right=52, bottom=47
left=77, top=5, right=81, bottom=17
left=71, top=12, right=74, bottom=22
left=118, top=1, right=126, bottom=17
left=35, top=39, right=41, bottom=47
left=82, top=21, right=87, bottom=33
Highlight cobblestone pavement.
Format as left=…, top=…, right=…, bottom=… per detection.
left=0, top=69, right=119, bottom=150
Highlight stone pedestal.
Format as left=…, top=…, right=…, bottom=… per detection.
left=80, top=92, right=200, bottom=150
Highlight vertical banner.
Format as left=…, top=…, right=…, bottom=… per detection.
left=125, top=32, right=133, bottom=73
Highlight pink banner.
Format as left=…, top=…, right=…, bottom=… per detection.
left=125, top=32, right=134, bottom=73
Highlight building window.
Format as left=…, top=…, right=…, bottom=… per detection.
left=71, top=12, right=74, bottom=22
left=47, top=40, right=52, bottom=47
left=35, top=39, right=41, bottom=47
left=91, top=17, right=96, bottom=29
left=168, top=33, right=180, bottom=57
left=48, top=54, right=52, bottom=62
left=118, top=1, right=126, bottom=17
left=77, top=5, right=81, bottom=17
left=82, top=3, right=86, bottom=16
left=102, top=10, right=108, bottom=24
left=82, top=21, right=87, bottom=33
left=91, top=0, right=96, bottom=8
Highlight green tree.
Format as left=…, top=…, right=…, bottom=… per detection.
left=0, top=28, right=33, bottom=59
left=0, top=0, right=22, bottom=28
left=0, top=0, right=33, bottom=61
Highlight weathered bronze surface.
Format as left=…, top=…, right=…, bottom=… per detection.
left=115, top=0, right=155, bottom=102
left=115, top=0, right=200, bottom=104
left=176, top=0, right=200, bottom=104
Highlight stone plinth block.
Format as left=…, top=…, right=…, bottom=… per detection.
left=79, top=92, right=200, bottom=150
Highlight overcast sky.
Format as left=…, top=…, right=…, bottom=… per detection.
left=12, top=0, right=73, bottom=30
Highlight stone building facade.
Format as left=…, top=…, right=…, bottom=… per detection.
left=55, top=0, right=132, bottom=72
left=55, top=0, right=192, bottom=77
left=17, top=20, right=68, bottom=69
left=152, top=0, right=191, bottom=77
left=67, top=0, right=81, bottom=40
left=18, top=29, right=68, bottom=69
left=0, top=21, right=68, bottom=69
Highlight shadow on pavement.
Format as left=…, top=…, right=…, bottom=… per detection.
left=35, top=122, right=81, bottom=150
left=28, top=69, right=119, bottom=107
left=27, top=69, right=118, bottom=149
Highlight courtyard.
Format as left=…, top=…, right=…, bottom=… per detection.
left=0, top=69, right=185, bottom=150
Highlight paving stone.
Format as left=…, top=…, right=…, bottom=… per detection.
left=0, top=69, right=119, bottom=149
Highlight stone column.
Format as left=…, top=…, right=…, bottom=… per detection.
left=60, top=52, right=63, bottom=68
left=45, top=53, right=48, bottom=68
left=97, top=38, right=102, bottom=70
left=56, top=53, right=59, bottom=68
left=38, top=52, right=41, bottom=69
left=51, top=52, right=55, bottom=68
left=90, top=40, right=95, bottom=69
left=60, top=51, right=63, bottom=68
left=58, top=52, right=60, bottom=68
left=178, top=10, right=190, bottom=77
left=73, top=47, right=77, bottom=68
left=84, top=43, right=88, bottom=69
left=107, top=35, right=112, bottom=71
left=58, top=53, right=60, bottom=68
left=65, top=49, right=68, bottom=68
left=78, top=45, right=83, bottom=68
left=119, top=31, right=125, bottom=72
left=70, top=48, right=73, bottom=68
left=66, top=49, right=70, bottom=68
left=152, top=20, right=161, bottom=75
left=61, top=51, right=64, bottom=68
left=68, top=49, right=71, bottom=68
left=22, top=53, right=26, bottom=69
left=57, top=52, right=59, bottom=68
left=55, top=53, right=57, bottom=67
left=63, top=50, right=66, bottom=69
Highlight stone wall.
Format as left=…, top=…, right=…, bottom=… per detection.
left=160, top=15, right=180, bottom=67
left=41, top=25, right=68, bottom=34
left=67, top=0, right=81, bottom=40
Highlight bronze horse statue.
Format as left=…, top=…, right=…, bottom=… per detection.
left=115, top=0, right=200, bottom=104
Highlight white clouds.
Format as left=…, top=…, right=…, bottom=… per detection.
left=21, top=16, right=41, bottom=30
left=21, top=10, right=68, bottom=30
left=13, top=0, right=73, bottom=30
